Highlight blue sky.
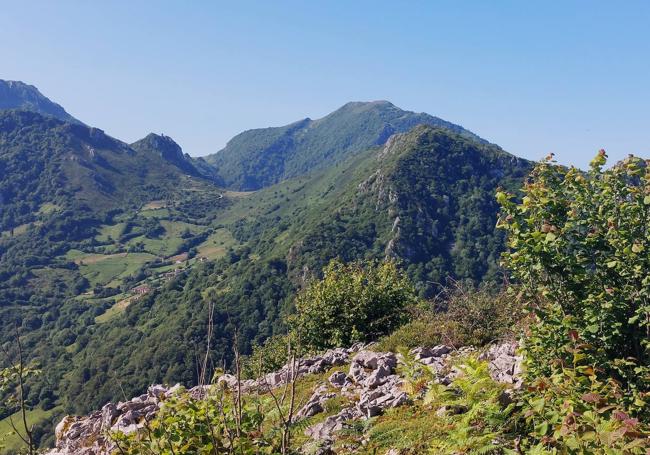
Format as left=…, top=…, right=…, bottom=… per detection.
left=1, top=1, right=649, bottom=167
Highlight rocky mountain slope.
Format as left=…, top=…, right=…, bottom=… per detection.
left=0, top=79, right=82, bottom=124
left=205, top=100, right=486, bottom=190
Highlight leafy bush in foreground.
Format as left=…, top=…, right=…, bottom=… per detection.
left=498, top=152, right=650, bottom=452
left=112, top=386, right=272, bottom=454
left=518, top=343, right=649, bottom=454
left=289, top=259, right=419, bottom=351
left=498, top=152, right=650, bottom=408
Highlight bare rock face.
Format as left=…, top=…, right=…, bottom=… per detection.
left=303, top=349, right=406, bottom=445
left=328, top=371, right=351, bottom=388
left=297, top=385, right=337, bottom=419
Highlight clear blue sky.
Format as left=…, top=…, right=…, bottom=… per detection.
left=2, top=1, right=649, bottom=167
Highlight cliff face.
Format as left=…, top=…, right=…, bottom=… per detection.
left=46, top=342, right=520, bottom=454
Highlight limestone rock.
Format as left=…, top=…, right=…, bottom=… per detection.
left=328, top=371, right=351, bottom=388
left=45, top=383, right=182, bottom=455
left=479, top=342, right=523, bottom=387
left=297, top=385, right=336, bottom=419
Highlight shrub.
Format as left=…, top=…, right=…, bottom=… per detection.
left=498, top=152, right=650, bottom=452
left=517, top=343, right=650, bottom=453
left=241, top=333, right=298, bottom=379
left=376, top=283, right=524, bottom=352
left=289, top=259, right=419, bottom=351
left=497, top=152, right=650, bottom=407
left=112, top=386, right=270, bottom=454
left=375, top=317, right=451, bottom=352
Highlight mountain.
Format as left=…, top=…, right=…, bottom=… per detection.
left=0, top=93, right=531, bottom=451
left=0, top=109, right=231, bottom=450
left=205, top=100, right=486, bottom=190
left=58, top=125, right=530, bottom=417
left=0, top=79, right=83, bottom=124
left=130, top=133, right=201, bottom=176
left=0, top=110, right=215, bottom=232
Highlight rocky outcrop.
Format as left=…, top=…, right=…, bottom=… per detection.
left=479, top=341, right=523, bottom=387
left=45, top=384, right=182, bottom=455
left=45, top=345, right=363, bottom=455
left=46, top=342, right=522, bottom=455
left=302, top=344, right=521, bottom=449
left=303, top=349, right=422, bottom=445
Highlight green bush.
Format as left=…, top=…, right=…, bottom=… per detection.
left=112, top=386, right=271, bottom=454
left=241, top=333, right=298, bottom=379
left=498, top=152, right=650, bottom=452
left=376, top=284, right=523, bottom=352
left=289, top=259, right=419, bottom=351
left=517, top=343, right=649, bottom=453
left=375, top=318, right=450, bottom=352
left=497, top=152, right=650, bottom=406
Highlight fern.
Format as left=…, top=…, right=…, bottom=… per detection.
left=397, top=347, right=436, bottom=396
left=424, top=355, right=516, bottom=454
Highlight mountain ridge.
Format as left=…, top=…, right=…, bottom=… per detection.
left=0, top=82, right=534, bottom=452
left=205, top=100, right=486, bottom=191
left=0, top=79, right=83, bottom=125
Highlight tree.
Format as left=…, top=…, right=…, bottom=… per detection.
left=289, top=259, right=419, bottom=351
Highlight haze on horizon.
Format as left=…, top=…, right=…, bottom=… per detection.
left=1, top=0, right=649, bottom=168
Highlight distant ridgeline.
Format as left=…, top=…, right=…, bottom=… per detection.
left=204, top=100, right=487, bottom=190
left=0, top=80, right=530, bottom=450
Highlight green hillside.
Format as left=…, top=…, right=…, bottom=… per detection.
left=0, top=87, right=533, bottom=451
left=0, top=108, right=231, bottom=448
left=205, top=100, right=487, bottom=190
left=57, top=125, right=530, bottom=416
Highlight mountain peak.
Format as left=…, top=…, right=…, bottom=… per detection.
left=330, top=100, right=399, bottom=116
left=131, top=133, right=199, bottom=175
left=340, top=100, right=396, bottom=108
left=139, top=133, right=182, bottom=152
left=0, top=79, right=83, bottom=124
left=206, top=101, right=486, bottom=190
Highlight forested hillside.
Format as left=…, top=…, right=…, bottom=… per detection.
left=41, top=152, right=650, bottom=455
left=58, top=125, right=530, bottom=416
left=0, top=83, right=532, bottom=451
left=205, top=100, right=486, bottom=190
left=0, top=105, right=230, bottom=450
